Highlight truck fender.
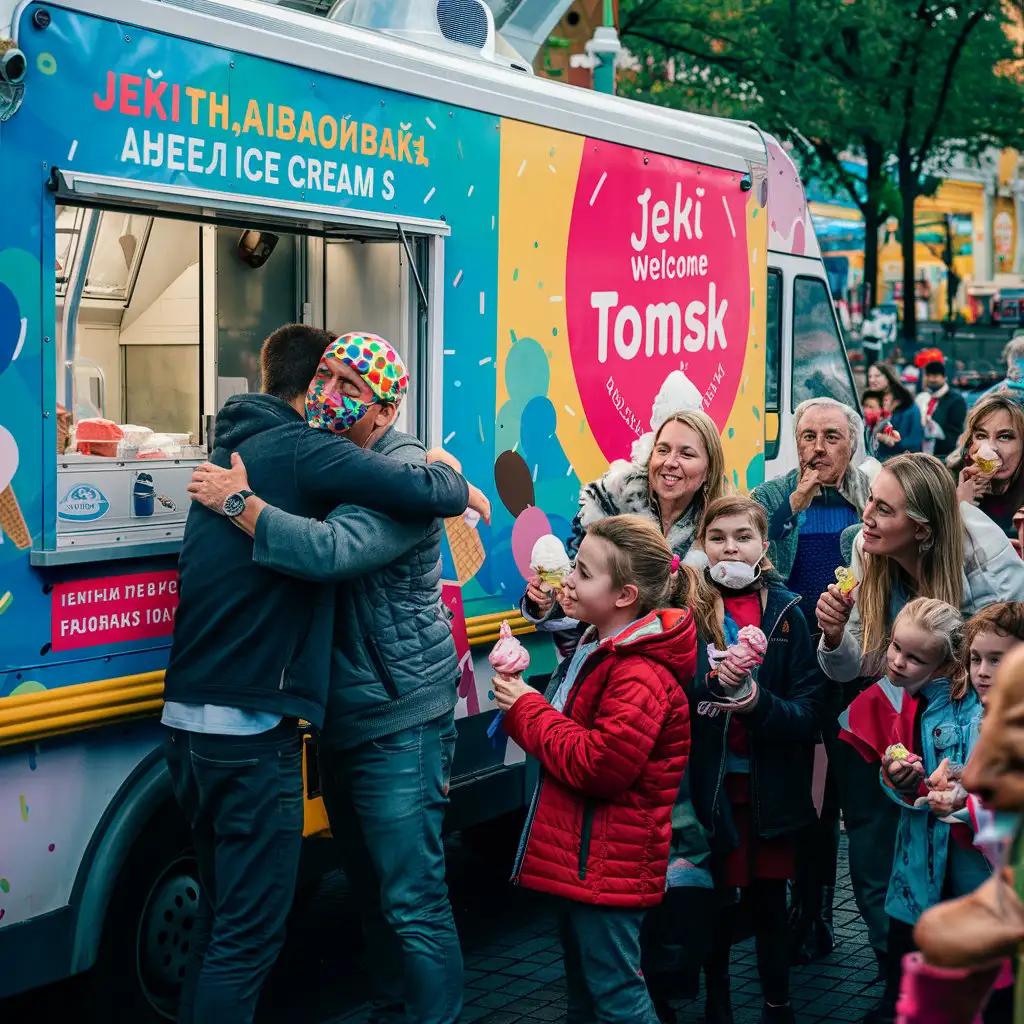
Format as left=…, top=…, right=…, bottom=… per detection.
left=68, top=748, right=175, bottom=976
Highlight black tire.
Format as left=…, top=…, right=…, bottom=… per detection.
left=86, top=801, right=198, bottom=1023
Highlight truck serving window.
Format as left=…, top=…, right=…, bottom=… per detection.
left=792, top=276, right=857, bottom=411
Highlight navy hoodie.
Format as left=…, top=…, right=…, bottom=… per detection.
left=163, top=394, right=468, bottom=726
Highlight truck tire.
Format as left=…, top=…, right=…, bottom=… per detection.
left=86, top=801, right=198, bottom=1022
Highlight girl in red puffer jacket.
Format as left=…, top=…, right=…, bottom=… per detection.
left=492, top=514, right=706, bottom=1024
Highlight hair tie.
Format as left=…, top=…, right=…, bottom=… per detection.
left=670, top=554, right=681, bottom=574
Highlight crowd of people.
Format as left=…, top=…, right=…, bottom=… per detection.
left=162, top=322, right=1024, bottom=1024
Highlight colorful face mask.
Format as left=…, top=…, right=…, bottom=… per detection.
left=305, top=333, right=409, bottom=434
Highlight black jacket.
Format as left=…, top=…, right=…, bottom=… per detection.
left=926, top=388, right=967, bottom=459
left=687, top=579, right=825, bottom=849
left=164, top=395, right=468, bottom=727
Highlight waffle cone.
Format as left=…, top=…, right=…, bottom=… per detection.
left=444, top=514, right=485, bottom=584
left=0, top=484, right=31, bottom=550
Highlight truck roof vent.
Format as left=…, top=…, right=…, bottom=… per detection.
left=436, top=0, right=490, bottom=49
left=328, top=0, right=528, bottom=69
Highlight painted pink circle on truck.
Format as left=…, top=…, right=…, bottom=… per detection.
left=566, top=141, right=751, bottom=462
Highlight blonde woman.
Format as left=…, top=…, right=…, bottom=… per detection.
left=816, top=453, right=1024, bottom=682
left=949, top=394, right=1024, bottom=539
left=814, top=452, right=1024, bottom=970
left=522, top=378, right=732, bottom=657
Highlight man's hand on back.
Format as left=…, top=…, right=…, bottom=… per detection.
left=428, top=448, right=491, bottom=525
left=188, top=453, right=265, bottom=537
left=427, top=447, right=463, bottom=473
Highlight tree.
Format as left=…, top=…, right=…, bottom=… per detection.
left=618, top=0, right=1024, bottom=341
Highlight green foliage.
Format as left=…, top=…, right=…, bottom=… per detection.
left=619, top=0, right=1024, bottom=318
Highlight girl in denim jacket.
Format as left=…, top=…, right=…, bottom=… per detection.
left=842, top=598, right=987, bottom=1024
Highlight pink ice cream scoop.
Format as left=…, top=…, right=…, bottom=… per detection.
left=489, top=620, right=530, bottom=679
left=708, top=625, right=768, bottom=675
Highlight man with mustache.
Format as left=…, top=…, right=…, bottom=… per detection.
left=752, top=398, right=874, bottom=966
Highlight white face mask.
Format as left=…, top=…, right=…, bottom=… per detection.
left=709, top=560, right=760, bottom=589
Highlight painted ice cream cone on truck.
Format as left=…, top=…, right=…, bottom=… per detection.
left=0, top=425, right=31, bottom=550
left=530, top=534, right=571, bottom=593
left=444, top=509, right=486, bottom=585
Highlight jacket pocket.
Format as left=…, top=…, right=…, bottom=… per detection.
left=366, top=637, right=400, bottom=701
left=578, top=799, right=596, bottom=880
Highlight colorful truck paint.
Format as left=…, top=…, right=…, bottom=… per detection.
left=0, top=6, right=767, bottom=934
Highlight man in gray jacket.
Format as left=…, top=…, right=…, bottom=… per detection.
left=189, top=333, right=481, bottom=1024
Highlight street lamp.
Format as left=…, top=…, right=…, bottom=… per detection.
left=585, top=0, right=622, bottom=95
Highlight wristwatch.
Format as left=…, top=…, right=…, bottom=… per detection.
left=222, top=489, right=255, bottom=518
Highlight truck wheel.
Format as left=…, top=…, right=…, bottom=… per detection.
left=87, top=804, right=198, bottom=1022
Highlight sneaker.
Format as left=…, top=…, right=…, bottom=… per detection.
left=761, top=1002, right=795, bottom=1024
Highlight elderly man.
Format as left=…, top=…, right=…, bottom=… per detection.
left=752, top=398, right=873, bottom=966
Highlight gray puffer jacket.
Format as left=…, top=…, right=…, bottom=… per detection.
left=253, top=428, right=459, bottom=749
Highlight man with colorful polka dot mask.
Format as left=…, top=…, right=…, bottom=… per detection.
left=188, top=329, right=489, bottom=1022
left=305, top=332, right=411, bottom=443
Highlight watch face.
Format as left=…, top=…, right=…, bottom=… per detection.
left=223, top=492, right=245, bottom=517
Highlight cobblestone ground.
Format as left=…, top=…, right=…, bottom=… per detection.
left=2, top=831, right=881, bottom=1023
left=323, top=834, right=882, bottom=1024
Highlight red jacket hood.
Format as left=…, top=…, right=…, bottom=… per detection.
left=588, top=609, right=697, bottom=691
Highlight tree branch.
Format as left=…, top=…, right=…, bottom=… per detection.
left=911, top=9, right=987, bottom=178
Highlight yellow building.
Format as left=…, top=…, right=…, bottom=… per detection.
left=810, top=148, right=1024, bottom=320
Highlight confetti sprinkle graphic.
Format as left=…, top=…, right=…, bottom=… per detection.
left=722, top=195, right=737, bottom=238
left=444, top=431, right=457, bottom=444
left=589, top=172, right=607, bottom=206
left=19, top=795, right=29, bottom=821
left=423, top=187, right=436, bottom=204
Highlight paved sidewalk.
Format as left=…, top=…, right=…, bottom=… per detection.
left=329, top=835, right=882, bottom=1024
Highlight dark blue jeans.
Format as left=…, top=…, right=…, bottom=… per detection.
left=320, top=711, right=462, bottom=1024
left=557, top=899, right=661, bottom=1024
left=164, top=721, right=304, bottom=1024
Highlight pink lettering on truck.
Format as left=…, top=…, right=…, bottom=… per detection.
left=52, top=570, right=179, bottom=652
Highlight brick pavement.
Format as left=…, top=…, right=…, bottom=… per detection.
left=329, top=834, right=883, bottom=1024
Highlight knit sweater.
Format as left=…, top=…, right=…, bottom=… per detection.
left=778, top=496, right=859, bottom=630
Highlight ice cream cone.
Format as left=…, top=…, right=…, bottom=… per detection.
left=444, top=514, right=485, bottom=584
left=536, top=569, right=568, bottom=592
left=835, top=566, right=858, bottom=595
left=0, top=484, right=31, bottom=550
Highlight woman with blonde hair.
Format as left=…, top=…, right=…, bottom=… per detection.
left=814, top=453, right=1024, bottom=981
left=522, top=372, right=731, bottom=658
left=949, top=393, right=1024, bottom=540
left=816, top=453, right=1024, bottom=682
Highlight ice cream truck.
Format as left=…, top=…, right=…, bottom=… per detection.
left=0, top=0, right=857, bottom=1015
